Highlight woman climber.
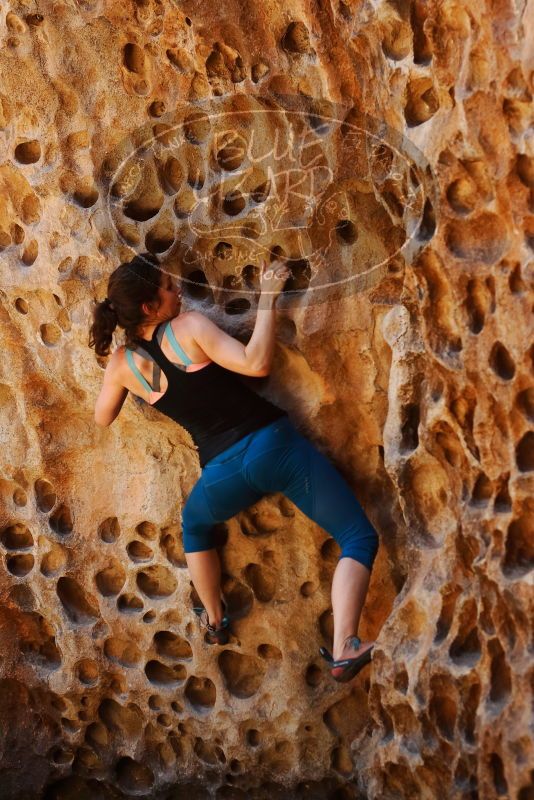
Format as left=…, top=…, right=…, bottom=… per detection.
left=89, top=251, right=379, bottom=683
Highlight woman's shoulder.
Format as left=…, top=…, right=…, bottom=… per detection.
left=108, top=345, right=128, bottom=376
left=169, top=309, right=199, bottom=328
left=167, top=310, right=203, bottom=339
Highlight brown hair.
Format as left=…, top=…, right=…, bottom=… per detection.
left=88, top=252, right=164, bottom=357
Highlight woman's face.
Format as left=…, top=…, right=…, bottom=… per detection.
left=150, top=271, right=182, bottom=321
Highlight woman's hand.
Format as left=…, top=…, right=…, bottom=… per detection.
left=259, top=257, right=292, bottom=296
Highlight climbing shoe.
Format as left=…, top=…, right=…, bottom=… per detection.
left=193, top=600, right=231, bottom=645
left=320, top=635, right=374, bottom=683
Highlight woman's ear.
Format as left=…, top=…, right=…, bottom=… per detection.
left=141, top=300, right=155, bottom=318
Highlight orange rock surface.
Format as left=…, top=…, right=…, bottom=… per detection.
left=0, top=1, right=532, bottom=798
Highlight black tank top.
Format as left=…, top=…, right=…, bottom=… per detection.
left=134, top=322, right=288, bottom=467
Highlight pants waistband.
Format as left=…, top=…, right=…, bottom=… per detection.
left=203, top=416, right=290, bottom=468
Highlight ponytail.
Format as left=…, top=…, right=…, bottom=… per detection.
left=88, top=252, right=163, bottom=357
left=88, top=298, right=119, bottom=357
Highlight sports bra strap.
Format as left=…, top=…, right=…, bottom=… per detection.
left=125, top=321, right=192, bottom=396
left=136, top=342, right=161, bottom=391
left=165, top=320, right=193, bottom=365
left=126, top=348, right=153, bottom=394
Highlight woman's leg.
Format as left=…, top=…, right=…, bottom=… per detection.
left=182, top=456, right=263, bottom=630
left=331, top=557, right=373, bottom=662
left=243, top=422, right=379, bottom=662
left=181, top=477, right=226, bottom=628
left=185, top=549, right=225, bottom=628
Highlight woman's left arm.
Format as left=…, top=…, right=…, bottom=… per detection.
left=94, top=351, right=129, bottom=427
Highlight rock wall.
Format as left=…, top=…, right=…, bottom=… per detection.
left=0, top=1, right=533, bottom=799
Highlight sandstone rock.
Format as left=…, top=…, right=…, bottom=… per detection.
left=0, top=1, right=532, bottom=799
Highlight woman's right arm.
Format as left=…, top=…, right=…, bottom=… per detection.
left=188, top=259, right=291, bottom=377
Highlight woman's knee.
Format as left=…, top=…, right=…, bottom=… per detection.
left=182, top=525, right=218, bottom=553
left=334, top=520, right=379, bottom=571
left=182, top=482, right=219, bottom=553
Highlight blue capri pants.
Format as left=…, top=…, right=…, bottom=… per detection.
left=181, top=416, right=379, bottom=571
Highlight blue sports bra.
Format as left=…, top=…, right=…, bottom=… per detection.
left=125, top=319, right=211, bottom=404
